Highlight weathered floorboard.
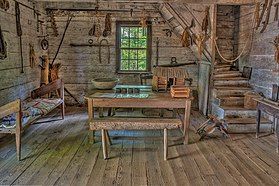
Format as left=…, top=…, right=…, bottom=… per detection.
left=0, top=107, right=278, bottom=185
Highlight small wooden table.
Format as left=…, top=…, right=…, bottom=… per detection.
left=255, top=99, right=279, bottom=152
left=85, top=87, right=192, bottom=144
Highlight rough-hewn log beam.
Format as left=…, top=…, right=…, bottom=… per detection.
left=35, top=0, right=256, bottom=5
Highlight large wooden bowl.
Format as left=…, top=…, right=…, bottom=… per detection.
left=92, top=78, right=119, bottom=90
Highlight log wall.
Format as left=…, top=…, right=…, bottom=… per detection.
left=45, top=2, right=198, bottom=105
left=0, top=1, right=47, bottom=106
left=238, top=4, right=279, bottom=97
left=216, top=5, right=240, bottom=63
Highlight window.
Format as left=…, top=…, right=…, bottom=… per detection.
left=116, top=21, right=151, bottom=73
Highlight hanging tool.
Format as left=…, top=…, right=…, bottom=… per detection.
left=99, top=39, right=110, bottom=64
left=36, top=13, right=40, bottom=32
left=202, top=6, right=210, bottom=35
left=0, top=26, right=7, bottom=60
left=181, top=27, right=191, bottom=47
left=49, top=11, right=59, bottom=37
left=15, top=1, right=24, bottom=73
left=274, top=3, right=279, bottom=25
left=0, top=0, right=9, bottom=11
left=103, top=13, right=112, bottom=37
left=155, top=37, right=159, bottom=66
left=162, top=29, right=172, bottom=37
left=256, top=0, right=268, bottom=30
left=41, top=37, right=49, bottom=50
left=51, top=15, right=72, bottom=66
left=260, top=0, right=273, bottom=33
left=29, top=43, right=37, bottom=68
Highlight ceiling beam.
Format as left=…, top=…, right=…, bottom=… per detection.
left=170, top=0, right=256, bottom=5
left=35, top=0, right=256, bottom=5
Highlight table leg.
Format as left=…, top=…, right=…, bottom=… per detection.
left=274, top=117, right=278, bottom=137
left=88, top=100, right=95, bottom=144
left=276, top=117, right=279, bottom=153
left=184, top=100, right=191, bottom=145
left=102, top=129, right=108, bottom=159
left=256, top=109, right=261, bottom=138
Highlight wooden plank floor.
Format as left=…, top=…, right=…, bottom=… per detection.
left=0, top=107, right=279, bottom=185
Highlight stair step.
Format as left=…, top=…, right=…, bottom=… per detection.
left=225, top=117, right=273, bottom=133
left=214, top=77, right=248, bottom=81
left=222, top=106, right=257, bottom=118
left=214, top=67, right=231, bottom=72
left=225, top=117, right=272, bottom=125
left=214, top=70, right=239, bottom=74
left=215, top=64, right=232, bottom=68
left=213, top=86, right=252, bottom=97
left=214, top=79, right=249, bottom=87
left=214, top=86, right=252, bottom=90
left=214, top=72, right=242, bottom=78
left=214, top=96, right=244, bottom=107
left=212, top=104, right=257, bottom=119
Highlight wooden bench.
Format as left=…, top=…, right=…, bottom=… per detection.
left=89, top=117, right=182, bottom=160
left=0, top=79, right=65, bottom=160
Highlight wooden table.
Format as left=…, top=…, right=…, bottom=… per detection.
left=85, top=86, right=192, bottom=144
left=255, top=98, right=279, bottom=152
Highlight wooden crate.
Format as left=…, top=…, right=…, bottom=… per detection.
left=152, top=76, right=167, bottom=92
left=170, top=85, right=191, bottom=98
left=244, top=92, right=261, bottom=109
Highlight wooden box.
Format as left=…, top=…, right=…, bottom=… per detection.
left=244, top=92, right=261, bottom=109
left=152, top=76, right=168, bottom=92
left=170, top=85, right=191, bottom=98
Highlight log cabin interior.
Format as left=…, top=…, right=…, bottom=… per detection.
left=0, top=0, right=279, bottom=185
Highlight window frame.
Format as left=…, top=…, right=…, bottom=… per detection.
left=116, top=21, right=152, bottom=74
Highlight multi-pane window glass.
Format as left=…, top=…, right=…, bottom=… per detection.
left=119, top=26, right=148, bottom=71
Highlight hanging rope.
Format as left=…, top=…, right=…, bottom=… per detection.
left=214, top=1, right=259, bottom=63
left=214, top=35, right=251, bottom=63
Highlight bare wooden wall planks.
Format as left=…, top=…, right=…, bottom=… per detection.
left=0, top=0, right=47, bottom=106
left=238, top=4, right=279, bottom=98
left=45, top=2, right=199, bottom=105
left=216, top=5, right=240, bottom=63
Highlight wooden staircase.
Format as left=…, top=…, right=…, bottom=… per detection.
left=211, top=63, right=272, bottom=133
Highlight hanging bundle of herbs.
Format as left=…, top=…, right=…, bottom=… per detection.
left=181, top=28, right=191, bottom=47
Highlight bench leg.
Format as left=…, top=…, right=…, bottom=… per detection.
left=108, top=108, right=112, bottom=116
left=105, top=130, right=112, bottom=145
left=164, top=128, right=168, bottom=161
left=160, top=109, right=164, bottom=117
left=89, top=131, right=95, bottom=144
left=99, top=108, right=104, bottom=118
left=15, top=131, right=21, bottom=161
left=61, top=103, right=65, bottom=120
left=173, top=109, right=177, bottom=118
left=102, top=129, right=108, bottom=159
